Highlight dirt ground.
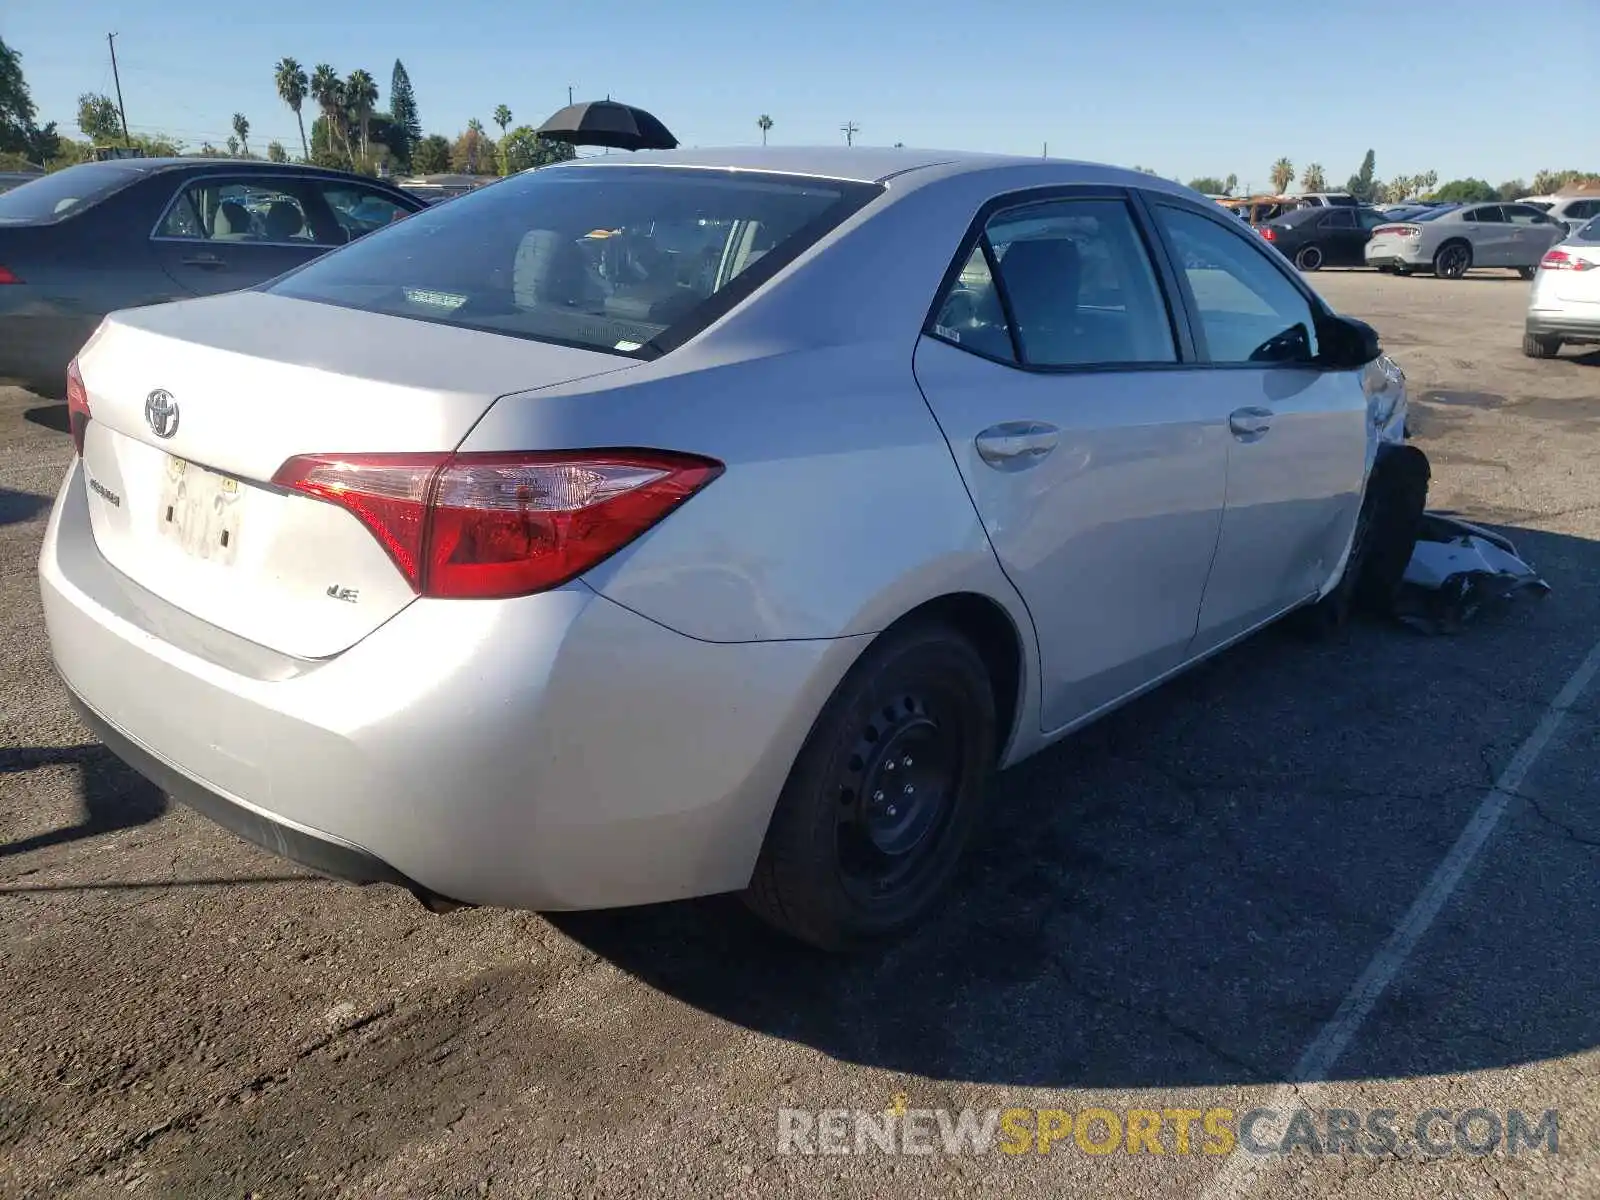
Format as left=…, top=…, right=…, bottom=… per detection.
left=1, top=268, right=1597, bottom=1199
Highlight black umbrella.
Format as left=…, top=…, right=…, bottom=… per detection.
left=534, top=100, right=678, bottom=151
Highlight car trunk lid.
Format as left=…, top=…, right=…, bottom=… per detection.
left=74, top=290, right=638, bottom=658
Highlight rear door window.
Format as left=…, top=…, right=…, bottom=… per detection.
left=268, top=165, right=881, bottom=358
left=157, top=178, right=331, bottom=245
left=1320, top=209, right=1356, bottom=229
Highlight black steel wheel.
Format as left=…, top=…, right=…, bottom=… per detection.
left=744, top=621, right=996, bottom=951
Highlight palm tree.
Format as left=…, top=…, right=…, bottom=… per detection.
left=231, top=113, right=250, bottom=157
left=757, top=114, right=773, bottom=146
left=1270, top=157, right=1295, bottom=194
left=1300, top=162, right=1327, bottom=193
left=345, top=68, right=378, bottom=167
left=274, top=58, right=310, bottom=161
left=493, top=105, right=512, bottom=173
left=466, top=117, right=485, bottom=173
left=310, top=64, right=346, bottom=161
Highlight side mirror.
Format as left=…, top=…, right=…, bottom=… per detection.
left=1317, top=313, right=1381, bottom=368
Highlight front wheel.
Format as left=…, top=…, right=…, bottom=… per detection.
left=1434, top=242, right=1472, bottom=279
left=1523, top=332, right=1560, bottom=358
left=744, top=622, right=997, bottom=951
left=1295, top=244, right=1325, bottom=271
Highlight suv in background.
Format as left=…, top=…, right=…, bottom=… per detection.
left=1297, top=192, right=1359, bottom=208
left=1544, top=195, right=1600, bottom=234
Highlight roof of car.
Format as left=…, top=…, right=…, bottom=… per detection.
left=560, top=146, right=1176, bottom=191
left=58, top=157, right=407, bottom=185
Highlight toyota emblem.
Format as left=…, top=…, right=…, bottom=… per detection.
left=144, top=389, right=179, bottom=439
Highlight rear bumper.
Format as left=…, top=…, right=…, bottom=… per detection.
left=40, top=457, right=868, bottom=910
left=1365, top=244, right=1429, bottom=268
left=1526, top=309, right=1600, bottom=344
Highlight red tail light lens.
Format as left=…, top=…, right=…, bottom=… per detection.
left=1374, top=224, right=1421, bottom=238
left=1260, top=227, right=1277, bottom=241
left=1539, top=249, right=1597, bottom=272
left=273, top=450, right=723, bottom=598
left=65, top=358, right=91, bottom=456
left=0, top=266, right=21, bottom=284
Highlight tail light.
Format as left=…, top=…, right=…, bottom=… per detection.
left=1373, top=224, right=1421, bottom=238
left=273, top=449, right=723, bottom=599
left=1259, top=227, right=1277, bottom=241
left=65, top=358, right=91, bottom=456
left=1539, top=249, right=1597, bottom=272
left=0, top=266, right=21, bottom=284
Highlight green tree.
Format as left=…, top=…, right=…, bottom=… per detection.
left=267, top=140, right=288, bottom=163
left=1269, top=157, right=1294, bottom=193
left=1530, top=168, right=1600, bottom=194
left=1415, top=170, right=1437, bottom=194
left=493, top=105, right=512, bottom=172
left=76, top=93, right=122, bottom=142
left=231, top=112, right=250, bottom=157
left=1346, top=148, right=1377, bottom=201
left=274, top=58, right=309, bottom=161
left=410, top=133, right=451, bottom=174
left=1187, top=176, right=1230, bottom=194
left=345, top=69, right=378, bottom=167
left=1300, top=163, right=1327, bottom=193
left=388, top=60, right=421, bottom=169
left=1, top=37, right=61, bottom=164
left=226, top=134, right=239, bottom=157
left=757, top=113, right=773, bottom=145
left=499, top=125, right=575, bottom=173
left=1431, top=178, right=1496, bottom=203
left=454, top=118, right=492, bottom=174
left=1497, top=179, right=1529, bottom=202
left=1384, top=176, right=1416, bottom=203
left=1224, top=172, right=1238, bottom=196
left=310, top=64, right=347, bottom=163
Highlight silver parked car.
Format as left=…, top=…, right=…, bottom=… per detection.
left=1524, top=216, right=1600, bottom=357
left=1365, top=201, right=1569, bottom=279
left=40, top=149, right=1421, bottom=950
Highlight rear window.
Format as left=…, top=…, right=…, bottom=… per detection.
left=1414, top=206, right=1460, bottom=221
left=268, top=165, right=883, bottom=358
left=1576, top=217, right=1600, bottom=242
left=0, top=163, right=144, bottom=224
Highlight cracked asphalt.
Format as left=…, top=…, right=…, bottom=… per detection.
left=2, top=270, right=1598, bottom=1199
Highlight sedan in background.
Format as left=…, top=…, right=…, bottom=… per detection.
left=41, top=151, right=1422, bottom=950
left=1364, top=202, right=1568, bottom=279
left=0, top=159, right=424, bottom=393
left=1258, top=204, right=1391, bottom=271
left=1524, top=217, right=1600, bottom=357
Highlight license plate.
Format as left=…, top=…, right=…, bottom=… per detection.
left=157, top=454, right=243, bottom=565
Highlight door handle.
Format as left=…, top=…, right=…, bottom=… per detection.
left=1229, top=406, right=1273, bottom=439
left=180, top=253, right=225, bottom=269
left=975, top=421, right=1060, bottom=471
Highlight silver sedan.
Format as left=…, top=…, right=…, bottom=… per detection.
left=1365, top=201, right=1569, bottom=279
left=39, top=148, right=1421, bottom=949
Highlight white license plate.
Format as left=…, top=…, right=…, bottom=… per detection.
left=156, top=454, right=243, bottom=565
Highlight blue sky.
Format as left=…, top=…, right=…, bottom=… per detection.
left=6, top=0, right=1595, bottom=187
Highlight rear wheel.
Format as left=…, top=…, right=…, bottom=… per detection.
left=1523, top=332, right=1561, bottom=358
left=744, top=622, right=996, bottom=951
left=1294, top=244, right=1325, bottom=271
left=1434, top=241, right=1472, bottom=279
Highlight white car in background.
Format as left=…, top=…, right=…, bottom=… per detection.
left=1524, top=217, right=1600, bottom=358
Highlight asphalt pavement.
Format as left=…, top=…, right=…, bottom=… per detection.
left=1, top=269, right=1597, bottom=1199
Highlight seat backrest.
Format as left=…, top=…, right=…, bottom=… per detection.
left=212, top=200, right=252, bottom=239
left=997, top=237, right=1082, bottom=324
left=264, top=200, right=305, bottom=241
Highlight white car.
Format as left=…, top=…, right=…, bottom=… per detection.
left=1524, top=217, right=1600, bottom=358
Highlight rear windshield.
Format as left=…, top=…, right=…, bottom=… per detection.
left=1576, top=217, right=1600, bottom=242
left=0, top=163, right=144, bottom=224
left=1414, top=205, right=1460, bottom=221
left=268, top=164, right=883, bottom=358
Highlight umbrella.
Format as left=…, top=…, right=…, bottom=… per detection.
left=534, top=100, right=678, bottom=152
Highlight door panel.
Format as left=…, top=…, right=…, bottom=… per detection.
left=149, top=174, right=336, bottom=296
left=914, top=338, right=1229, bottom=730
left=1151, top=203, right=1368, bottom=649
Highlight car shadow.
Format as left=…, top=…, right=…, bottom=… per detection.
left=0, top=486, right=50, bottom=528
left=554, top=524, right=1600, bottom=1089
left=22, top=403, right=69, bottom=435
left=0, top=745, right=167, bottom=859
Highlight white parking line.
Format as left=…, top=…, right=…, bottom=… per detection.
left=1201, top=634, right=1600, bottom=1200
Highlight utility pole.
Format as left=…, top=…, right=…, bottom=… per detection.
left=107, top=32, right=131, bottom=145
left=1042, top=142, right=1048, bottom=158
left=567, top=85, right=574, bottom=106
left=841, top=121, right=859, bottom=147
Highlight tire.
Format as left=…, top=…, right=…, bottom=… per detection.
left=1292, top=445, right=1430, bottom=637
left=1434, top=241, right=1472, bottom=279
left=1523, top=332, right=1560, bottom=358
left=1294, top=244, right=1325, bottom=271
left=1517, top=266, right=1537, bottom=280
left=743, top=621, right=997, bottom=952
